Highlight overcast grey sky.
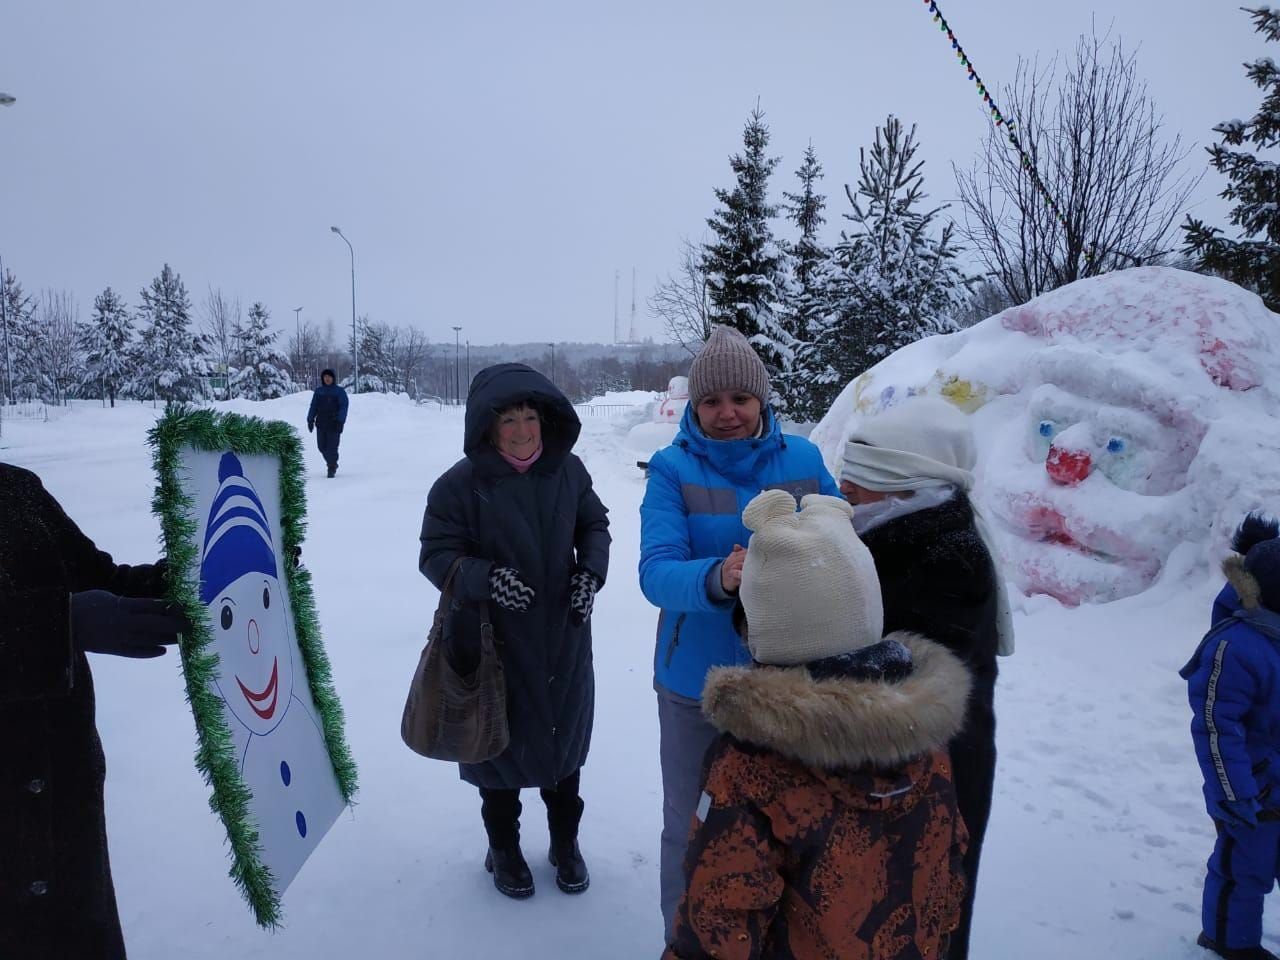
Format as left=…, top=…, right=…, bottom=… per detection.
left=0, top=1, right=1265, bottom=347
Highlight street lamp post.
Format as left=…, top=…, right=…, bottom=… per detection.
left=452, top=326, right=462, bottom=404
left=549, top=342, right=556, bottom=386
left=1, top=97, right=14, bottom=403
left=329, top=227, right=358, bottom=393
left=292, top=306, right=303, bottom=383
left=0, top=252, right=10, bottom=404
left=466, top=340, right=470, bottom=394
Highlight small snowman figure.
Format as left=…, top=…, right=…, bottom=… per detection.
left=199, top=452, right=345, bottom=890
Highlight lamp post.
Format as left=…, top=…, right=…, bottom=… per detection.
left=452, top=325, right=462, bottom=404
left=292, top=307, right=303, bottom=383
left=329, top=227, right=358, bottom=393
left=466, top=340, right=470, bottom=394
left=548, top=342, right=555, bottom=386
left=0, top=252, right=9, bottom=404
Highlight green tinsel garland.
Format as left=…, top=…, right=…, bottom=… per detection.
left=149, top=405, right=358, bottom=927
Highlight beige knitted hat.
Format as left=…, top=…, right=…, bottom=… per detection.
left=739, top=490, right=884, bottom=666
left=688, top=325, right=771, bottom=408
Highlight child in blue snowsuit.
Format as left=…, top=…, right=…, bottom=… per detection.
left=1182, top=513, right=1280, bottom=960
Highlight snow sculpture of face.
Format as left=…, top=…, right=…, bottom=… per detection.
left=811, top=266, right=1280, bottom=605
left=200, top=453, right=295, bottom=734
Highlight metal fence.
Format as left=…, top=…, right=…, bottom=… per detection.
left=0, top=401, right=50, bottom=438
left=573, top=403, right=642, bottom=418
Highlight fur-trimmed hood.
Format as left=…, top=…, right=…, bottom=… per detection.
left=1224, top=554, right=1263, bottom=610
left=701, top=631, right=971, bottom=771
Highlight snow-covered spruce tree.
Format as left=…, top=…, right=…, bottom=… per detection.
left=0, top=268, right=36, bottom=401
left=778, top=142, right=841, bottom=422
left=230, top=302, right=290, bottom=400
left=1183, top=6, right=1280, bottom=311
left=700, top=105, right=796, bottom=403
left=350, top=318, right=390, bottom=393
left=135, top=264, right=206, bottom=401
left=827, top=116, right=969, bottom=388
left=82, top=287, right=135, bottom=406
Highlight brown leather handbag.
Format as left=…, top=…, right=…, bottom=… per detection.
left=401, top=558, right=509, bottom=763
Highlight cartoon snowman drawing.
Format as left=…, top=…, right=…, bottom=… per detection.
left=199, top=452, right=345, bottom=892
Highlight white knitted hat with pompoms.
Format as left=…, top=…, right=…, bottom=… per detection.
left=739, top=490, right=884, bottom=666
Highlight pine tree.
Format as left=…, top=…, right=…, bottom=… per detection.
left=701, top=105, right=796, bottom=399
left=825, top=116, right=968, bottom=399
left=82, top=287, right=134, bottom=406
left=0, top=268, right=35, bottom=401
left=230, top=302, right=291, bottom=400
left=778, top=143, right=839, bottom=421
left=1183, top=7, right=1280, bottom=311
left=135, top=264, right=206, bottom=401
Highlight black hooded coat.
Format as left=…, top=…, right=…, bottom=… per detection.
left=0, top=463, right=167, bottom=960
left=418, top=364, right=611, bottom=789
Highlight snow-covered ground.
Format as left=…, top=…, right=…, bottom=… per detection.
left=2, top=393, right=1265, bottom=959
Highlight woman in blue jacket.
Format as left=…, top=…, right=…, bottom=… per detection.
left=1182, top=513, right=1280, bottom=960
left=638, top=324, right=840, bottom=942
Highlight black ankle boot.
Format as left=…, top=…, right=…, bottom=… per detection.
left=1198, top=932, right=1280, bottom=960
left=548, top=838, right=589, bottom=894
left=485, top=845, right=534, bottom=899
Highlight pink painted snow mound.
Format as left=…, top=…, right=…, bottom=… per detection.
left=812, top=267, right=1280, bottom=607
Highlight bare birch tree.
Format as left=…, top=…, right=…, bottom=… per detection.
left=955, top=28, right=1201, bottom=305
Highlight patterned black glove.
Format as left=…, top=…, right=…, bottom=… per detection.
left=489, top=566, right=535, bottom=612
left=568, top=570, right=601, bottom=627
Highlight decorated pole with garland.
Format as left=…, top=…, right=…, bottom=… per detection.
left=149, top=405, right=357, bottom=927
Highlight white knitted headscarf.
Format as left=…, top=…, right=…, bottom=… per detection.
left=842, top=397, right=1015, bottom=656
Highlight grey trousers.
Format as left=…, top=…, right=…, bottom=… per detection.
left=657, top=684, right=722, bottom=944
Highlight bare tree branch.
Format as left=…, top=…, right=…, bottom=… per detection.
left=955, top=28, right=1202, bottom=304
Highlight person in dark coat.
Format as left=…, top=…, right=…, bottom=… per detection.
left=306, top=368, right=349, bottom=478
left=838, top=398, right=1013, bottom=960
left=0, top=463, right=189, bottom=960
left=1182, top=513, right=1280, bottom=960
left=418, top=363, right=611, bottom=899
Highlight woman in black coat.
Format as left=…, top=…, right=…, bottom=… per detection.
left=839, top=398, right=1012, bottom=960
left=0, top=463, right=187, bottom=960
left=418, top=363, right=611, bottom=900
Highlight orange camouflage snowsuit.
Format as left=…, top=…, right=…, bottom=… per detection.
left=663, top=632, right=970, bottom=960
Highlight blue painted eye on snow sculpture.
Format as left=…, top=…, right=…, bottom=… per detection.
left=1038, top=420, right=1055, bottom=438
left=1106, top=437, right=1126, bottom=454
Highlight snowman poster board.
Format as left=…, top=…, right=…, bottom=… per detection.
left=149, top=407, right=357, bottom=927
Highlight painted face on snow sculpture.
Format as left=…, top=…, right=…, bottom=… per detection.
left=813, top=266, right=1280, bottom=606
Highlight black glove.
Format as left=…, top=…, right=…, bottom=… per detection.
left=489, top=566, right=535, bottom=612
left=568, top=569, right=601, bottom=626
left=71, top=590, right=191, bottom=659
left=307, top=421, right=315, bottom=433
left=335, top=422, right=344, bottom=435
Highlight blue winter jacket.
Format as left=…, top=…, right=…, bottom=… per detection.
left=639, top=404, right=840, bottom=699
left=306, top=382, right=349, bottom=428
left=1182, top=574, right=1280, bottom=815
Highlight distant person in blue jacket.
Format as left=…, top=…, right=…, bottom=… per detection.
left=637, top=324, right=841, bottom=942
left=1182, top=512, right=1280, bottom=960
left=306, top=368, right=349, bottom=478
